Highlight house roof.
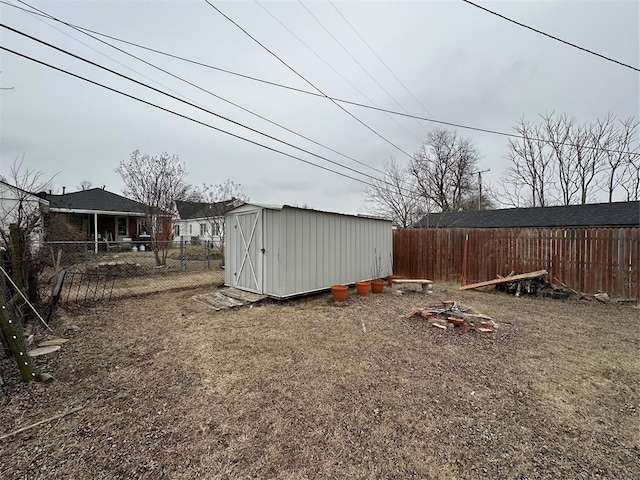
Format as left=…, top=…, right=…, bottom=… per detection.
left=1, top=180, right=50, bottom=206
left=42, top=188, right=158, bottom=216
left=175, top=199, right=243, bottom=220
left=415, top=201, right=640, bottom=229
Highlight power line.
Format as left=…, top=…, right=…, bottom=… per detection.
left=10, top=0, right=194, bottom=103
left=203, top=0, right=415, bottom=160
left=1, top=23, right=413, bottom=193
left=460, top=0, right=640, bottom=73
left=328, top=0, right=434, bottom=119
left=255, top=0, right=423, bottom=144
left=295, top=0, right=426, bottom=135
left=1, top=0, right=636, bottom=156
left=0, top=45, right=384, bottom=190
left=12, top=0, right=389, bottom=177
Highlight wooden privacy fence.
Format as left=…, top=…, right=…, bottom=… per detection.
left=393, top=227, right=639, bottom=299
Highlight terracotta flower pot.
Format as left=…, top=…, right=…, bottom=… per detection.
left=355, top=281, right=371, bottom=296
left=387, top=274, right=401, bottom=286
left=371, top=280, right=385, bottom=294
left=331, top=285, right=348, bottom=302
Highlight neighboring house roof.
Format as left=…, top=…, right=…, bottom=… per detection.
left=415, top=201, right=640, bottom=229
left=0, top=180, right=50, bottom=207
left=42, top=188, right=167, bottom=216
left=175, top=198, right=243, bottom=220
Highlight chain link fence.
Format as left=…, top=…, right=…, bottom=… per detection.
left=39, top=240, right=225, bottom=304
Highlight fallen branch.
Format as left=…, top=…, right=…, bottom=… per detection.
left=0, top=405, right=85, bottom=441
left=360, top=318, right=367, bottom=334
left=553, top=277, right=580, bottom=296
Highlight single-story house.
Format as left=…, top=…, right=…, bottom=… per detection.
left=41, top=188, right=172, bottom=252
left=415, top=201, right=640, bottom=229
left=174, top=198, right=244, bottom=245
left=0, top=179, right=50, bottom=249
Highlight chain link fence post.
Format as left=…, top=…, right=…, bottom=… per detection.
left=180, top=237, right=186, bottom=272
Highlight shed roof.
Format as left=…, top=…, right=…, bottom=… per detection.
left=227, top=203, right=392, bottom=222
left=415, top=201, right=640, bottom=229
left=42, top=188, right=160, bottom=215
left=175, top=199, right=243, bottom=220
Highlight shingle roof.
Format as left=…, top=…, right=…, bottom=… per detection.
left=415, top=201, right=640, bottom=229
left=175, top=199, right=243, bottom=220
left=43, top=188, right=151, bottom=215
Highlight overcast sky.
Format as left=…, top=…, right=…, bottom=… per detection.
left=1, top=0, right=638, bottom=214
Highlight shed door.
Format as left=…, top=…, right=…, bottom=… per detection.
left=233, top=211, right=263, bottom=293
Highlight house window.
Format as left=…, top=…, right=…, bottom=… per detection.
left=173, top=224, right=180, bottom=237
left=152, top=215, right=163, bottom=233
left=117, top=217, right=128, bottom=237
left=189, top=224, right=192, bottom=235
left=200, top=223, right=207, bottom=236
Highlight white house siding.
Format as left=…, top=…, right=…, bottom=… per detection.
left=174, top=218, right=223, bottom=245
left=225, top=204, right=392, bottom=298
left=0, top=182, right=48, bottom=250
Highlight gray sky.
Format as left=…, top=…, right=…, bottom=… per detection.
left=1, top=0, right=638, bottom=214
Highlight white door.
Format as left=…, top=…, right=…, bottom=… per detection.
left=233, top=211, right=263, bottom=293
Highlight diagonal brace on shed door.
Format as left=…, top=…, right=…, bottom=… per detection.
left=236, top=213, right=260, bottom=291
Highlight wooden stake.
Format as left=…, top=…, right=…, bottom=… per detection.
left=0, top=405, right=85, bottom=440
left=0, top=297, right=35, bottom=382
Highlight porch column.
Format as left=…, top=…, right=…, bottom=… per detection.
left=94, top=212, right=98, bottom=253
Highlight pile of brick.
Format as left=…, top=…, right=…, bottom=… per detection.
left=403, top=301, right=499, bottom=333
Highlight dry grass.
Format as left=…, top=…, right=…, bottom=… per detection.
left=1, top=283, right=638, bottom=479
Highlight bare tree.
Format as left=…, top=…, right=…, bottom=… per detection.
left=363, top=158, right=424, bottom=227
left=573, top=114, right=613, bottom=204
left=502, top=118, right=556, bottom=207
left=198, top=180, right=249, bottom=251
left=621, top=153, right=640, bottom=201
left=0, top=158, right=52, bottom=306
left=410, top=129, right=480, bottom=212
left=505, top=112, right=636, bottom=206
left=77, top=180, right=93, bottom=191
left=542, top=112, right=579, bottom=205
left=603, top=116, right=639, bottom=202
left=116, top=150, right=192, bottom=267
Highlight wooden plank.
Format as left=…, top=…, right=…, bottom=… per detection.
left=459, top=270, right=548, bottom=290
left=220, top=288, right=267, bottom=303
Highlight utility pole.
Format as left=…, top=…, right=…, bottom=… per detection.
left=474, top=169, right=490, bottom=210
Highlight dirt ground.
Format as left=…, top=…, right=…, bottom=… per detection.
left=1, top=283, right=638, bottom=479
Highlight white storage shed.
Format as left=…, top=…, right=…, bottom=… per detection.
left=225, top=203, right=393, bottom=298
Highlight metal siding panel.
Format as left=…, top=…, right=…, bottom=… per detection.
left=308, top=211, right=317, bottom=292
left=254, top=207, right=391, bottom=297
left=224, top=212, right=234, bottom=286
left=296, top=210, right=304, bottom=294
left=262, top=209, right=273, bottom=296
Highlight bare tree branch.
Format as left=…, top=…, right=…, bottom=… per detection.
left=116, top=150, right=191, bottom=266
left=409, top=129, right=481, bottom=212
left=362, top=157, right=424, bottom=227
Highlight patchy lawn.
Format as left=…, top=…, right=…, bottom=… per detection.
left=1, top=283, right=638, bottom=479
